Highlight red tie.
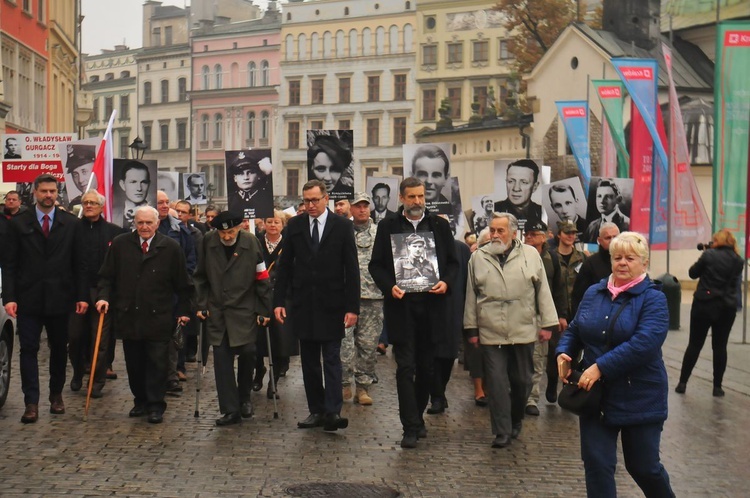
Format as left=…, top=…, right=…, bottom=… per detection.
left=142, top=241, right=148, bottom=254
left=42, top=214, right=50, bottom=238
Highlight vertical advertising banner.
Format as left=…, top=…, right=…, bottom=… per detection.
left=591, top=80, right=630, bottom=178
left=556, top=101, right=592, bottom=195
left=713, top=22, right=750, bottom=253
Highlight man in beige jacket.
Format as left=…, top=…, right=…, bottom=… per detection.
left=464, top=212, right=558, bottom=448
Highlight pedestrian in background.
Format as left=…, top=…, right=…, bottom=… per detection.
left=675, top=229, right=743, bottom=397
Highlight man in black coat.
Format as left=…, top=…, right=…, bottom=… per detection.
left=368, top=177, right=459, bottom=448
left=571, top=222, right=620, bottom=317
left=96, top=206, right=192, bottom=424
left=273, top=180, right=360, bottom=432
left=3, top=174, right=89, bottom=424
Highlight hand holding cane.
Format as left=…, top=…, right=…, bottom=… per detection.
left=83, top=311, right=106, bottom=422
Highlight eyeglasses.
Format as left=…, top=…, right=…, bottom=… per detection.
left=303, top=197, right=324, bottom=205
left=81, top=201, right=100, bottom=206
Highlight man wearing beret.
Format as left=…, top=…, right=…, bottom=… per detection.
left=227, top=151, right=273, bottom=220
left=194, top=211, right=273, bottom=426
left=65, top=144, right=97, bottom=210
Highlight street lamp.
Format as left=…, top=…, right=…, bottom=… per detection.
left=207, top=182, right=216, bottom=204
left=129, top=137, right=147, bottom=160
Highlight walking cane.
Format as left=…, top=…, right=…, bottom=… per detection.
left=195, top=312, right=207, bottom=418
left=262, top=318, right=279, bottom=419
left=83, top=312, right=105, bottom=422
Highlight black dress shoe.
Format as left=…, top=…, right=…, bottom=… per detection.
left=323, top=413, right=349, bottom=432
left=511, top=422, right=522, bottom=439
left=475, top=396, right=488, bottom=407
left=417, top=425, right=428, bottom=439
left=525, top=405, right=540, bottom=416
left=70, top=377, right=83, bottom=392
left=492, top=435, right=511, bottom=448
left=713, top=387, right=725, bottom=397
left=545, top=385, right=558, bottom=403
left=240, top=402, right=254, bottom=418
left=129, top=406, right=147, bottom=417
left=252, top=366, right=266, bottom=392
left=297, top=413, right=324, bottom=429
left=215, top=413, right=241, bottom=426
left=147, top=412, right=163, bottom=424
left=675, top=382, right=686, bottom=394
left=90, top=389, right=103, bottom=399
left=166, top=380, right=183, bottom=396
left=400, top=433, right=417, bottom=449
left=267, top=383, right=280, bottom=399
left=426, top=398, right=446, bottom=415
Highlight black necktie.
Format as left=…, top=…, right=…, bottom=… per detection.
left=312, top=218, right=320, bottom=251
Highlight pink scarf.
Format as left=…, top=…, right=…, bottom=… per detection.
left=607, top=273, right=647, bottom=300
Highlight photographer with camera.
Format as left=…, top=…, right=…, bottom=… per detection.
left=675, top=229, right=744, bottom=397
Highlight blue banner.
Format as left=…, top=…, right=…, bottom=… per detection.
left=556, top=101, right=591, bottom=195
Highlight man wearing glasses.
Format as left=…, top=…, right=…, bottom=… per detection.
left=340, top=193, right=382, bottom=406
left=273, top=180, right=360, bottom=432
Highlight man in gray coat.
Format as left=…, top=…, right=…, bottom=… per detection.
left=195, top=211, right=272, bottom=426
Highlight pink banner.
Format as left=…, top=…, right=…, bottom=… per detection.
left=629, top=104, right=653, bottom=237
left=600, top=119, right=618, bottom=178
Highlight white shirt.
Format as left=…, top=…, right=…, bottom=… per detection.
left=310, top=208, right=329, bottom=238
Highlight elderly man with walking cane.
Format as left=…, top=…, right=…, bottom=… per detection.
left=194, top=211, right=273, bottom=426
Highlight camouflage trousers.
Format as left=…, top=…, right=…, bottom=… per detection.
left=341, top=300, right=383, bottom=388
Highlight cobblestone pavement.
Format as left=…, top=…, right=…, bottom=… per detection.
left=0, top=294, right=748, bottom=497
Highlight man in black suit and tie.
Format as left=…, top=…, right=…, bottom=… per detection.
left=370, top=182, right=397, bottom=224
left=273, top=179, right=360, bottom=432
left=3, top=173, right=89, bottom=423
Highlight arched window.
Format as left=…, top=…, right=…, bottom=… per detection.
left=201, top=65, right=210, bottom=90
left=143, top=81, right=152, bottom=104
left=310, top=33, right=319, bottom=59
left=362, top=28, right=372, bottom=56
left=344, top=7, right=349, bottom=15
left=323, top=31, right=332, bottom=59
left=349, top=29, right=358, bottom=57
left=230, top=62, right=239, bottom=87
left=247, top=111, right=255, bottom=141
left=298, top=33, right=307, bottom=61
left=403, top=24, right=413, bottom=53
left=286, top=12, right=291, bottom=21
left=201, top=114, right=209, bottom=142
left=261, top=111, right=269, bottom=139
left=261, top=60, right=269, bottom=86
left=248, top=62, right=257, bottom=87
left=376, top=27, right=385, bottom=56
left=336, top=30, right=345, bottom=58
left=214, top=113, right=223, bottom=142
left=389, top=25, right=399, bottom=54
left=405, top=1, right=411, bottom=9
left=285, top=34, right=294, bottom=61
left=214, top=64, right=223, bottom=89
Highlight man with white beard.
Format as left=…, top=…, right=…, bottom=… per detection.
left=464, top=212, right=558, bottom=448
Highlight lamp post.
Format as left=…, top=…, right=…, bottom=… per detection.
left=128, top=137, right=147, bottom=160
left=207, top=182, right=216, bottom=205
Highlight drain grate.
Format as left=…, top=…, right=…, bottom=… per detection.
left=284, top=482, right=400, bottom=497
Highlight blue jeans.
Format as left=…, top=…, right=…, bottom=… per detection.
left=579, top=417, right=674, bottom=498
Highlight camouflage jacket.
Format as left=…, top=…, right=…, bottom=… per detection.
left=354, top=220, right=383, bottom=300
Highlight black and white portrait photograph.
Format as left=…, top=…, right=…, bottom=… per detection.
left=582, top=176, right=634, bottom=244
left=493, top=159, right=549, bottom=232
left=390, top=231, right=440, bottom=293
left=542, top=178, right=588, bottom=236
left=365, top=175, right=400, bottom=224
left=403, top=143, right=452, bottom=215
left=307, top=130, right=354, bottom=201
left=60, top=138, right=100, bottom=210
left=4, top=136, right=21, bottom=159
left=446, top=177, right=467, bottom=240
left=157, top=171, right=180, bottom=204
left=226, top=149, right=274, bottom=219
left=112, top=158, right=157, bottom=229
left=467, top=194, right=496, bottom=235
left=182, top=172, right=207, bottom=205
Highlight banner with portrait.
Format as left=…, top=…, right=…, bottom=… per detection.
left=182, top=172, right=208, bottom=206
left=57, top=137, right=100, bottom=212
left=403, top=143, right=452, bottom=215
left=306, top=130, right=354, bottom=201
left=157, top=171, right=181, bottom=204
left=111, top=159, right=158, bottom=229
left=493, top=159, right=549, bottom=234
left=391, top=231, right=440, bottom=293
left=581, top=176, right=634, bottom=244
left=225, top=149, right=274, bottom=219
left=541, top=178, right=588, bottom=236
left=365, top=175, right=400, bottom=224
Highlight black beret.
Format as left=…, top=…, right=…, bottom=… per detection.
left=212, top=211, right=244, bottom=230
left=525, top=221, right=548, bottom=233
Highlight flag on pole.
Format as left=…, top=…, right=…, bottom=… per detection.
left=90, top=110, right=117, bottom=221
left=591, top=80, right=629, bottom=178
left=555, top=101, right=592, bottom=195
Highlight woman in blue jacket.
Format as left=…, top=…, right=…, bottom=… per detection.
left=557, top=232, right=674, bottom=498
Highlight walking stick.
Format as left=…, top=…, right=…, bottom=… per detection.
left=195, top=314, right=206, bottom=418
left=264, top=322, right=279, bottom=419
left=83, top=312, right=105, bottom=422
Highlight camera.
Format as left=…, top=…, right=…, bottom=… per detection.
left=697, top=241, right=713, bottom=251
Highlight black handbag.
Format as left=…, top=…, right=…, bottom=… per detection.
left=173, top=323, right=185, bottom=350
left=558, top=297, right=631, bottom=417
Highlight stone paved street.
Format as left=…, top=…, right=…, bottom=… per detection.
left=1, top=291, right=748, bottom=497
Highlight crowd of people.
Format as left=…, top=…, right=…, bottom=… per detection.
left=2, top=170, right=741, bottom=498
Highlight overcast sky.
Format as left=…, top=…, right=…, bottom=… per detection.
left=81, top=0, right=271, bottom=55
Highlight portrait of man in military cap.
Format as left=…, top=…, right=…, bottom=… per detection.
left=390, top=231, right=440, bottom=293
left=62, top=143, right=97, bottom=209
left=225, top=149, right=274, bottom=219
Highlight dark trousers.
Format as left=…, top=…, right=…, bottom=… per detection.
left=299, top=338, right=343, bottom=415
left=580, top=417, right=674, bottom=498
left=481, top=342, right=534, bottom=437
left=680, top=301, right=737, bottom=388
left=18, top=313, right=69, bottom=405
left=122, top=338, right=169, bottom=415
left=392, top=299, right=434, bottom=434
left=430, top=357, right=455, bottom=402
left=545, top=330, right=562, bottom=388
left=68, top=288, right=111, bottom=390
left=212, top=334, right=255, bottom=415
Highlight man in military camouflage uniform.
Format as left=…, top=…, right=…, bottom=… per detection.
left=394, top=234, right=437, bottom=292
left=341, top=193, right=383, bottom=405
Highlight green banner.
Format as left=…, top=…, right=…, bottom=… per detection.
left=591, top=80, right=629, bottom=178
left=713, top=21, right=750, bottom=243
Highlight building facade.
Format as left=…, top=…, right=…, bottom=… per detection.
left=48, top=0, right=81, bottom=133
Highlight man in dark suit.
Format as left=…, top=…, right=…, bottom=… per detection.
left=273, top=179, right=360, bottom=432
left=368, top=177, right=459, bottom=448
left=370, top=182, right=397, bottom=224
left=3, top=173, right=89, bottom=423
left=582, top=178, right=630, bottom=243
left=194, top=211, right=272, bottom=426
left=96, top=206, right=191, bottom=424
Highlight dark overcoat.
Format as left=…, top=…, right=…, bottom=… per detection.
left=194, top=230, right=272, bottom=348
left=258, top=232, right=298, bottom=358
left=272, top=210, right=360, bottom=342
left=368, top=208, right=459, bottom=346
left=97, top=231, right=190, bottom=341
left=3, top=207, right=88, bottom=315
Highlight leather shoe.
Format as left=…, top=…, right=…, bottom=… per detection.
left=492, top=435, right=511, bottom=448
left=545, top=385, right=558, bottom=403
left=525, top=405, right=540, bottom=416
left=417, top=425, right=428, bottom=439
left=297, top=413, right=324, bottom=429
left=240, top=402, right=254, bottom=418
left=511, top=422, right=522, bottom=439
left=426, top=398, right=446, bottom=415
left=323, top=413, right=348, bottom=432
left=675, top=382, right=686, bottom=394
left=49, top=394, right=65, bottom=415
left=166, top=380, right=183, bottom=395
left=21, top=404, right=38, bottom=424
left=252, top=366, right=266, bottom=392
left=147, top=412, right=163, bottom=424
left=400, top=433, right=417, bottom=449
left=129, top=406, right=147, bottom=417
left=474, top=396, right=488, bottom=407
left=177, top=371, right=187, bottom=382
left=713, top=387, right=725, bottom=397
left=106, top=369, right=118, bottom=380
left=90, top=389, right=104, bottom=399
left=215, top=413, right=241, bottom=426
left=70, top=377, right=83, bottom=392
